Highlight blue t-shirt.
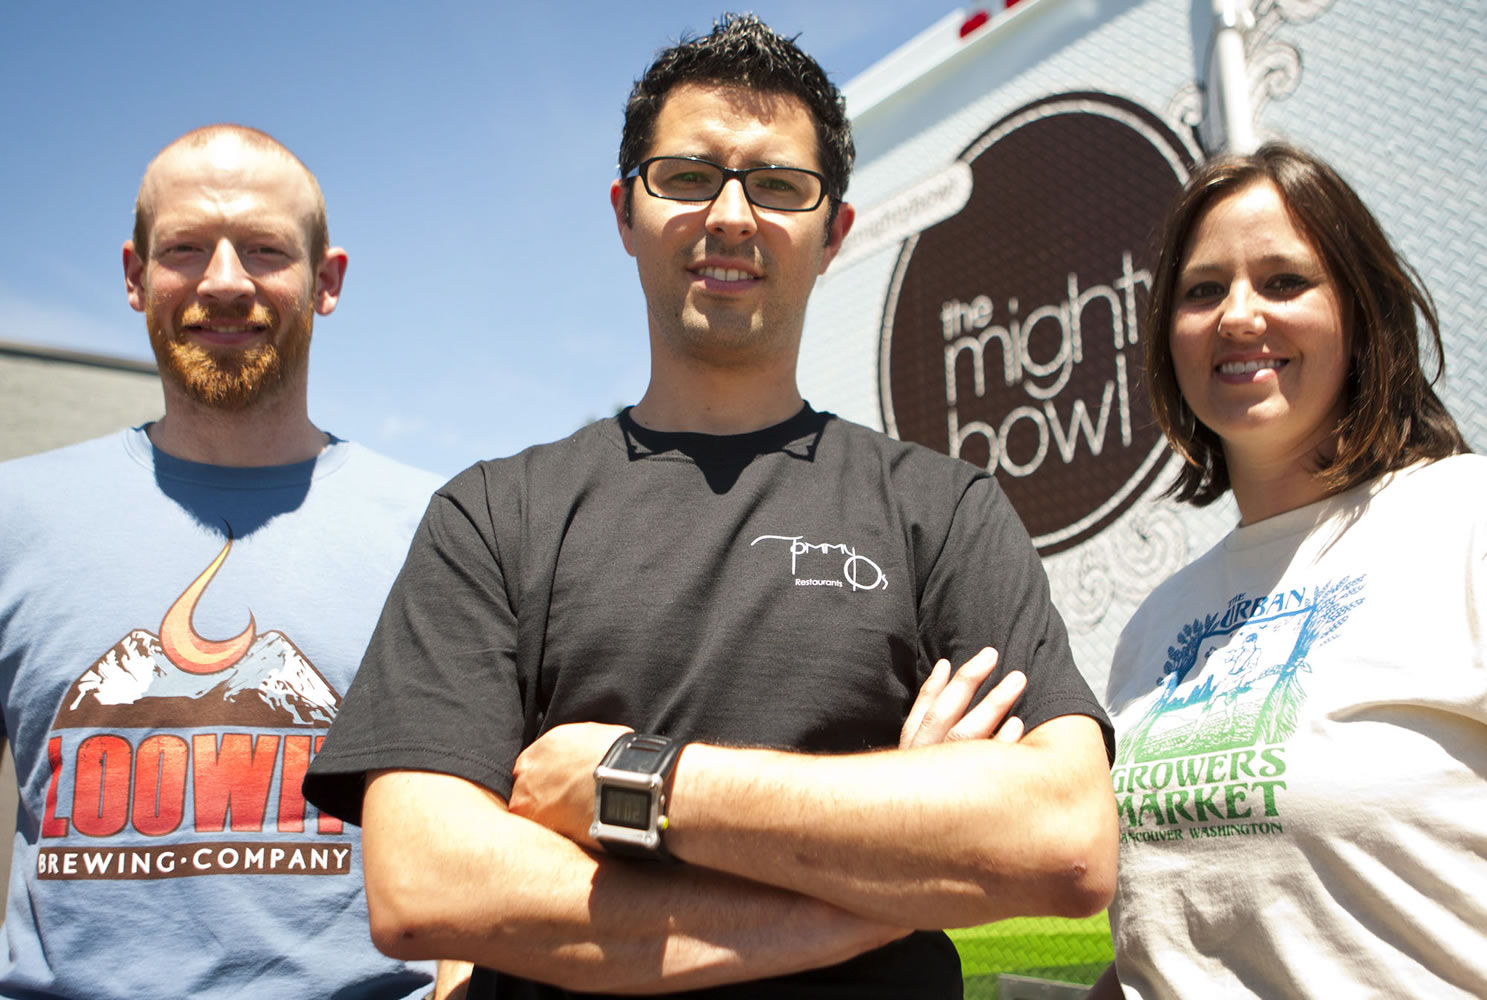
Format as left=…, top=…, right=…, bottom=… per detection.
left=0, top=427, right=440, bottom=999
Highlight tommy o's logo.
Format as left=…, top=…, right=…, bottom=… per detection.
left=751, top=534, right=887, bottom=592
left=880, top=93, right=1197, bottom=554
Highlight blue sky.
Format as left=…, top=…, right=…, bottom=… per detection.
left=0, top=2, right=948, bottom=477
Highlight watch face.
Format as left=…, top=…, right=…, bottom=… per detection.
left=599, top=786, right=651, bottom=830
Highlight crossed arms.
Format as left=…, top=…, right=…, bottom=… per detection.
left=360, top=650, right=1117, bottom=994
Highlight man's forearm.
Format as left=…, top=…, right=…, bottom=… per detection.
left=663, top=715, right=1116, bottom=928
left=362, top=770, right=906, bottom=994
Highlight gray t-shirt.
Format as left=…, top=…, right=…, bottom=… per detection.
left=307, top=405, right=1111, bottom=999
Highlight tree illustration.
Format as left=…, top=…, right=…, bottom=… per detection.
left=1251, top=574, right=1364, bottom=744
left=1117, top=609, right=1221, bottom=763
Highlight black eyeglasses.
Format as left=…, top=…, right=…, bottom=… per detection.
left=624, top=156, right=829, bottom=212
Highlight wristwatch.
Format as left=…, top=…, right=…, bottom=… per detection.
left=590, top=732, right=685, bottom=861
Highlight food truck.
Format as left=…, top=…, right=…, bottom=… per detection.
left=806, top=0, right=1487, bottom=700
left=807, top=7, right=1485, bottom=988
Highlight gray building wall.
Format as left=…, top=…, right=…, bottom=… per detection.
left=2, top=340, right=163, bottom=460
left=0, top=340, right=163, bottom=913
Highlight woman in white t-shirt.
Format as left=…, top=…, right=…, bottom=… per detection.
left=1090, top=143, right=1485, bottom=998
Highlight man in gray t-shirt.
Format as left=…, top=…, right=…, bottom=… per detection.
left=307, top=14, right=1118, bottom=999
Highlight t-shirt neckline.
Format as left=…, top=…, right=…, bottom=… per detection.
left=122, top=424, right=352, bottom=489
left=616, top=404, right=829, bottom=464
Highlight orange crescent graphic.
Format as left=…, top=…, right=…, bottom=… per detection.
left=159, top=533, right=257, bottom=675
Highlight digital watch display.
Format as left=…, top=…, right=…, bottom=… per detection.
left=590, top=733, right=684, bottom=861
left=599, top=786, right=651, bottom=830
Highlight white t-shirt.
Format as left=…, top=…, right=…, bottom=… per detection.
left=1105, top=454, right=1487, bottom=999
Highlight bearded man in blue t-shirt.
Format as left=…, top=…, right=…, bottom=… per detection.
left=0, top=126, right=438, bottom=998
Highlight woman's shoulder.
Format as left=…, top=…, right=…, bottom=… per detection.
left=1374, top=453, right=1487, bottom=515
left=1396, top=451, right=1487, bottom=485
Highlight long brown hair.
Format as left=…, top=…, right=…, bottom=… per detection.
left=1144, top=142, right=1468, bottom=505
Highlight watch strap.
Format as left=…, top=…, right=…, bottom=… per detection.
left=608, top=733, right=685, bottom=777
left=593, top=733, right=684, bottom=861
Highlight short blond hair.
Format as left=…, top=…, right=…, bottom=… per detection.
left=131, top=124, right=329, bottom=265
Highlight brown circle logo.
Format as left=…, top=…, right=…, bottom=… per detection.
left=880, top=93, right=1196, bottom=555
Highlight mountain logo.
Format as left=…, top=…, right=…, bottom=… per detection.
left=38, top=533, right=351, bottom=880
left=52, top=532, right=340, bottom=731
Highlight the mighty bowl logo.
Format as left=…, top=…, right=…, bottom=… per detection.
left=880, top=93, right=1196, bottom=554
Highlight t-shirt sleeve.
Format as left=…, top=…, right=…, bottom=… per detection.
left=919, top=474, right=1115, bottom=762
left=304, top=467, right=526, bottom=826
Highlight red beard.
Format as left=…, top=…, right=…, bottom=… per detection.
left=148, top=299, right=312, bottom=410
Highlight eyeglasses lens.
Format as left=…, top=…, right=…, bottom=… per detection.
left=644, top=158, right=821, bottom=211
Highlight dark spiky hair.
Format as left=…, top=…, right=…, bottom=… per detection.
left=618, top=12, right=854, bottom=227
